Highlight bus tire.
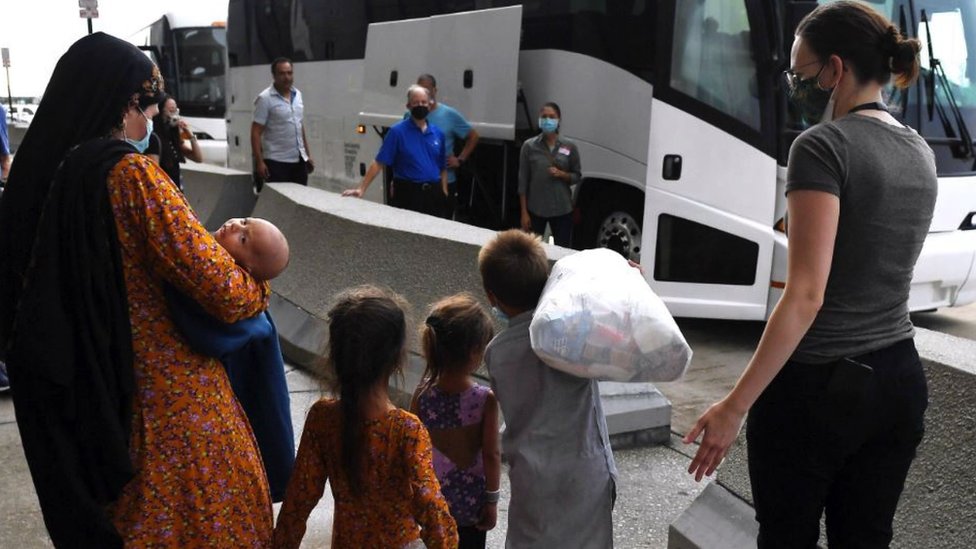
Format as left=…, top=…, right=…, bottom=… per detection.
left=579, top=183, right=644, bottom=262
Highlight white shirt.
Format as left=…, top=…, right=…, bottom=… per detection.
left=253, top=85, right=307, bottom=163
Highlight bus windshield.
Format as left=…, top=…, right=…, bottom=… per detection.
left=173, top=27, right=227, bottom=119
left=810, top=0, right=976, bottom=174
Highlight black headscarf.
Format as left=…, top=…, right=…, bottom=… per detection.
left=0, top=33, right=163, bottom=547
left=0, top=32, right=162, bottom=347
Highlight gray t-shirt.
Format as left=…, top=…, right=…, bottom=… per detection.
left=786, top=114, right=937, bottom=363
left=518, top=134, right=581, bottom=217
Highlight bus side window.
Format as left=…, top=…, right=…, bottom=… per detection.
left=670, top=0, right=760, bottom=130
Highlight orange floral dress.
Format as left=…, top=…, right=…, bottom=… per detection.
left=105, top=154, right=273, bottom=547
left=273, top=399, right=458, bottom=549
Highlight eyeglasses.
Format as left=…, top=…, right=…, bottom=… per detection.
left=783, top=59, right=825, bottom=92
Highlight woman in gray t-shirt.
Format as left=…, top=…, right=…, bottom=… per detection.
left=684, top=3, right=935, bottom=547
left=517, top=101, right=581, bottom=247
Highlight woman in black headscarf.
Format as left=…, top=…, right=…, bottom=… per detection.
left=0, top=33, right=273, bottom=547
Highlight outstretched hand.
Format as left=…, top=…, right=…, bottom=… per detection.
left=683, top=398, right=746, bottom=482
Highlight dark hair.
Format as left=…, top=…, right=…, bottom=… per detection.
left=326, top=285, right=408, bottom=495
left=151, top=94, right=175, bottom=128
left=270, top=57, right=292, bottom=75
left=158, top=94, right=176, bottom=110
left=796, top=0, right=921, bottom=89
left=478, top=229, right=550, bottom=310
left=417, top=73, right=437, bottom=88
left=541, top=101, right=562, bottom=118
left=419, top=293, right=494, bottom=393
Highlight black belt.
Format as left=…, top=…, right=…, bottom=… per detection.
left=394, top=178, right=440, bottom=190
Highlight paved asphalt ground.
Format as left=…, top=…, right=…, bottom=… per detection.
left=0, top=364, right=707, bottom=548
left=1, top=303, right=971, bottom=547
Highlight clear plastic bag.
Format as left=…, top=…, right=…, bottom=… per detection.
left=529, top=249, right=692, bottom=382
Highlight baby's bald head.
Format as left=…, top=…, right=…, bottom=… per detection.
left=214, top=217, right=290, bottom=281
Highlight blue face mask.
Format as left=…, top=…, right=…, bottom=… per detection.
left=538, top=117, right=559, bottom=134
left=126, top=110, right=153, bottom=153
left=490, top=306, right=510, bottom=323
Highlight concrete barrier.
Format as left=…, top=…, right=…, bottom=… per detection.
left=181, top=163, right=257, bottom=231
left=253, top=183, right=673, bottom=445
left=669, top=327, right=976, bottom=548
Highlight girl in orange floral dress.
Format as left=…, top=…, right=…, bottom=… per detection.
left=273, top=286, right=458, bottom=549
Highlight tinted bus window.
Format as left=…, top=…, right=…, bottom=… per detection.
left=504, top=0, right=656, bottom=84
left=669, top=0, right=760, bottom=130
left=228, top=0, right=295, bottom=67
left=229, top=0, right=655, bottom=83
left=175, top=28, right=227, bottom=118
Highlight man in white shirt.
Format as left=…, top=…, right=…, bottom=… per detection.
left=251, top=58, right=314, bottom=189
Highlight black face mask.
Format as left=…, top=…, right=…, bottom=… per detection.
left=410, top=105, right=429, bottom=120
left=787, top=63, right=833, bottom=125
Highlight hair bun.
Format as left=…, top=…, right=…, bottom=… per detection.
left=889, top=36, right=921, bottom=73
left=883, top=25, right=901, bottom=54
left=882, top=25, right=921, bottom=87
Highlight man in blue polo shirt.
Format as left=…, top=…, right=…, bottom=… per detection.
left=412, top=74, right=480, bottom=219
left=343, top=85, right=448, bottom=217
left=0, top=104, right=10, bottom=184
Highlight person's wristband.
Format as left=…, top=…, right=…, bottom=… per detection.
left=483, top=489, right=500, bottom=504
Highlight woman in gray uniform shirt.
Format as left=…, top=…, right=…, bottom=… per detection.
left=518, top=101, right=580, bottom=247
left=685, top=2, right=935, bottom=547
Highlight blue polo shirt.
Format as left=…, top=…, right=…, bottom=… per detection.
left=403, top=103, right=472, bottom=184
left=376, top=118, right=446, bottom=183
left=0, top=105, right=9, bottom=156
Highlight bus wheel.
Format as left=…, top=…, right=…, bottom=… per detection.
left=597, top=207, right=642, bottom=262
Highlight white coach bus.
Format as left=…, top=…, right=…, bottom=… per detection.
left=225, top=0, right=976, bottom=320
left=131, top=10, right=230, bottom=166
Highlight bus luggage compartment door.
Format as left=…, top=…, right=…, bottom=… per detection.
left=359, top=5, right=522, bottom=141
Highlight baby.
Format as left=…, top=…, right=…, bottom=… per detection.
left=213, top=217, right=290, bottom=281
left=167, top=216, right=295, bottom=502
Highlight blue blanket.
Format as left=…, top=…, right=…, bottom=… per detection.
left=165, top=286, right=295, bottom=502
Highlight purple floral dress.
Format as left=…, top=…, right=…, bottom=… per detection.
left=416, top=384, right=490, bottom=527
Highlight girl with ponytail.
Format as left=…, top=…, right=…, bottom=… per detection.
left=686, top=2, right=935, bottom=546
left=411, top=293, right=500, bottom=549
left=273, top=286, right=458, bottom=549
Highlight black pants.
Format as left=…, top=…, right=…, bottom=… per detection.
left=747, top=338, right=928, bottom=548
left=262, top=158, right=308, bottom=187
left=390, top=179, right=449, bottom=218
left=530, top=212, right=573, bottom=247
left=458, top=525, right=486, bottom=549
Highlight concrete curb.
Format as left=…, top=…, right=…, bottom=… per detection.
left=668, top=483, right=758, bottom=549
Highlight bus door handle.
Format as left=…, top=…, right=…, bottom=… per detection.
left=662, top=155, right=682, bottom=181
